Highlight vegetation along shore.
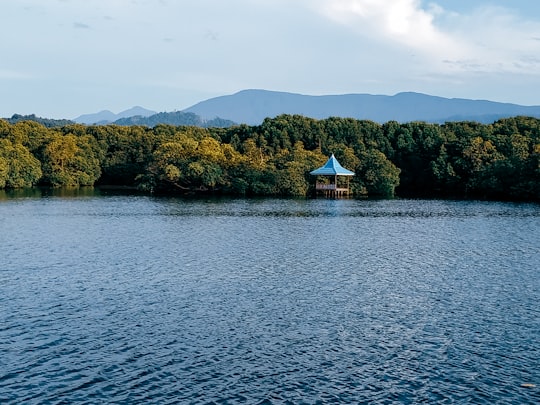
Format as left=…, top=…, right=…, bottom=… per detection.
left=0, top=115, right=538, bottom=201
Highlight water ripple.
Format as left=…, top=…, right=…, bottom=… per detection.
left=0, top=197, right=539, bottom=404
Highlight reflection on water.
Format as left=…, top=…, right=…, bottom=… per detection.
left=0, top=186, right=100, bottom=200
left=0, top=195, right=539, bottom=404
left=0, top=186, right=147, bottom=200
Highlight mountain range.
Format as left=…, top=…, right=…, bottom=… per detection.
left=13, top=89, right=540, bottom=127
left=183, top=89, right=540, bottom=125
left=73, top=106, right=235, bottom=127
left=74, top=106, right=156, bottom=125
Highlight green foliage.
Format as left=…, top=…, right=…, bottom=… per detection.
left=273, top=142, right=327, bottom=196
left=41, top=134, right=101, bottom=187
left=0, top=115, right=538, bottom=200
left=0, top=139, right=42, bottom=188
left=355, top=149, right=400, bottom=197
left=140, top=132, right=241, bottom=192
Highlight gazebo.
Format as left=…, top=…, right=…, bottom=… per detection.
left=310, top=154, right=355, bottom=197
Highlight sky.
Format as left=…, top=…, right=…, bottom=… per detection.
left=2, top=0, right=540, bottom=119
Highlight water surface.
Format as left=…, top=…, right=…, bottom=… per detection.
left=1, top=193, right=539, bottom=403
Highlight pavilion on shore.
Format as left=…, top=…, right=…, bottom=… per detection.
left=310, top=154, right=355, bottom=197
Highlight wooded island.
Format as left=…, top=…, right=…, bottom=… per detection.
left=0, top=115, right=538, bottom=200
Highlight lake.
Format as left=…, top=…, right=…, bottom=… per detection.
left=1, top=190, right=539, bottom=404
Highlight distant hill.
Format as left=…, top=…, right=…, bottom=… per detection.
left=73, top=107, right=236, bottom=128
left=18, top=90, right=540, bottom=128
left=5, top=114, right=74, bottom=127
left=113, top=111, right=236, bottom=128
left=183, top=89, right=540, bottom=125
left=74, top=106, right=156, bottom=124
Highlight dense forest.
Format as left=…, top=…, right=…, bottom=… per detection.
left=0, top=115, right=538, bottom=200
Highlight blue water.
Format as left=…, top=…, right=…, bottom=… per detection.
left=1, top=192, right=539, bottom=404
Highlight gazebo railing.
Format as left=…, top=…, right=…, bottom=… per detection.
left=315, top=183, right=349, bottom=191
left=316, top=183, right=336, bottom=190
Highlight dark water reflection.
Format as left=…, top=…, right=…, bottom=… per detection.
left=1, top=194, right=539, bottom=404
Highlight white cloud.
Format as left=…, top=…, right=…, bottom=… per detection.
left=316, top=0, right=540, bottom=76
left=441, top=5, right=540, bottom=75
left=318, top=0, right=466, bottom=59
left=3, top=0, right=540, bottom=116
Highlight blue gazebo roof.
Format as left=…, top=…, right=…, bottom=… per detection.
left=310, top=154, right=355, bottom=176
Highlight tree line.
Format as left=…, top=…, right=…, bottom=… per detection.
left=0, top=115, right=538, bottom=200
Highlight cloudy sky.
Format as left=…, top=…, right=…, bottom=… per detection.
left=2, top=0, right=540, bottom=119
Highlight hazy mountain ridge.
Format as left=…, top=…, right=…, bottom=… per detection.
left=183, top=89, right=540, bottom=125
left=4, top=109, right=235, bottom=128
left=113, top=111, right=236, bottom=128
left=7, top=90, right=540, bottom=128
left=74, top=106, right=157, bottom=125
left=74, top=107, right=235, bottom=127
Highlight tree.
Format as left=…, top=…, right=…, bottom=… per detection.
left=430, top=145, right=459, bottom=195
left=0, top=139, right=42, bottom=188
left=355, top=149, right=401, bottom=197
left=274, top=142, right=326, bottom=196
left=42, top=134, right=101, bottom=187
left=141, top=134, right=241, bottom=192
